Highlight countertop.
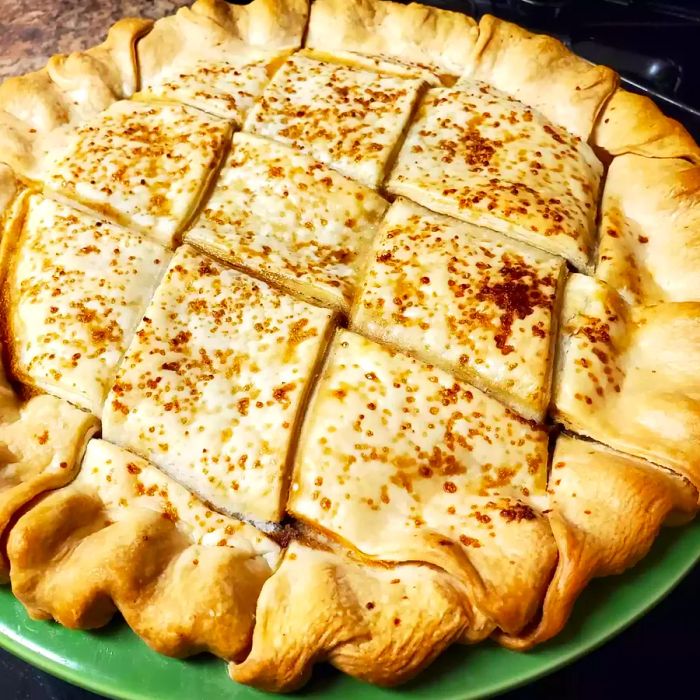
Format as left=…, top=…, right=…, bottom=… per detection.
left=0, top=0, right=191, bottom=80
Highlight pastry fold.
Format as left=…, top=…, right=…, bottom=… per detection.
left=230, top=540, right=484, bottom=691
left=0, top=360, right=98, bottom=582
left=553, top=274, right=700, bottom=491
left=136, top=0, right=307, bottom=123
left=459, top=15, right=617, bottom=139
left=596, top=154, right=700, bottom=305
left=591, top=89, right=700, bottom=164
left=0, top=18, right=152, bottom=181
left=305, top=0, right=478, bottom=80
left=498, top=435, right=697, bottom=649
left=7, top=439, right=279, bottom=659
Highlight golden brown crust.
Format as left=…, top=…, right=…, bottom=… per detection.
left=597, top=154, right=700, bottom=304
left=592, top=88, right=700, bottom=164
left=0, top=392, right=98, bottom=582
left=0, top=18, right=152, bottom=181
left=0, top=165, right=17, bottom=220
left=8, top=439, right=278, bottom=659
left=497, top=436, right=697, bottom=649
left=459, top=15, right=617, bottom=139
left=553, top=274, right=700, bottom=490
left=230, top=541, right=476, bottom=691
left=138, top=0, right=307, bottom=92
left=305, top=0, right=478, bottom=79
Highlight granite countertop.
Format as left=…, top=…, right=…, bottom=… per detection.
left=0, top=0, right=192, bottom=80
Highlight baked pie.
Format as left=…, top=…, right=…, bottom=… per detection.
left=0, top=0, right=698, bottom=693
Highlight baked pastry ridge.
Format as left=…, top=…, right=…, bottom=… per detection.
left=386, top=82, right=602, bottom=271
left=136, top=0, right=309, bottom=123
left=7, top=438, right=280, bottom=659
left=102, top=244, right=335, bottom=523
left=305, top=0, right=479, bottom=79
left=596, top=154, right=700, bottom=304
left=498, top=434, right=697, bottom=650
left=0, top=17, right=152, bottom=182
left=459, top=15, right=617, bottom=140
left=553, top=273, right=700, bottom=491
left=289, top=329, right=558, bottom=635
left=230, top=539, right=482, bottom=691
left=591, top=88, right=700, bottom=164
left=351, top=197, right=566, bottom=421
left=3, top=193, right=170, bottom=415
left=186, top=131, right=389, bottom=312
left=0, top=379, right=98, bottom=582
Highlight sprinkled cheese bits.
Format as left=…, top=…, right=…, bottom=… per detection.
left=289, top=329, right=557, bottom=634
left=138, top=57, right=276, bottom=125
left=553, top=274, right=700, bottom=491
left=351, top=198, right=565, bottom=421
left=243, top=52, right=425, bottom=188
left=102, top=245, right=335, bottom=523
left=4, top=194, right=169, bottom=416
left=386, top=83, right=602, bottom=271
left=44, top=100, right=232, bottom=247
left=186, top=132, right=388, bottom=312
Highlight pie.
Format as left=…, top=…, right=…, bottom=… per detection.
left=0, top=0, right=698, bottom=694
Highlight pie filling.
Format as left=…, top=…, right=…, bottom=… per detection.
left=0, top=0, right=698, bottom=693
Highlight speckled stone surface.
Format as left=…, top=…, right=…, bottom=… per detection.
left=0, top=0, right=192, bottom=80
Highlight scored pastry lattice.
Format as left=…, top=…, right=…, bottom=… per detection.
left=0, top=0, right=699, bottom=693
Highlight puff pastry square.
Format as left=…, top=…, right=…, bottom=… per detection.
left=244, top=51, right=425, bottom=188
left=386, top=83, right=602, bottom=270
left=102, top=245, right=335, bottom=522
left=3, top=194, right=169, bottom=415
left=596, top=154, right=700, bottom=304
left=351, top=198, right=565, bottom=420
left=186, top=132, right=388, bottom=311
left=43, top=100, right=232, bottom=247
left=289, top=329, right=556, bottom=634
left=553, top=273, right=700, bottom=490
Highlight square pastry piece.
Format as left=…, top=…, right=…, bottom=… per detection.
left=244, top=52, right=425, bottom=188
left=44, top=100, right=232, bottom=247
left=553, top=273, right=700, bottom=490
left=351, top=198, right=565, bottom=420
left=289, top=330, right=555, bottom=633
left=138, top=54, right=281, bottom=125
left=386, top=83, right=602, bottom=270
left=186, top=132, right=388, bottom=311
left=102, top=245, right=334, bottom=523
left=596, top=154, right=700, bottom=304
left=3, top=194, right=168, bottom=415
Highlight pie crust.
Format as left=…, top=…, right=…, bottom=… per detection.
left=0, top=0, right=699, bottom=693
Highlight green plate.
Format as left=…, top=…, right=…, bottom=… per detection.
left=1, top=519, right=699, bottom=699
